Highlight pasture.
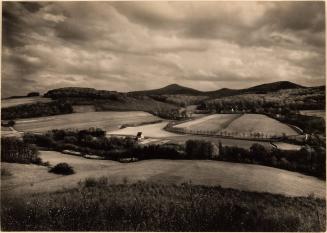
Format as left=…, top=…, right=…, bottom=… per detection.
left=2, top=150, right=325, bottom=198
left=13, top=111, right=160, bottom=133
left=225, top=114, right=299, bottom=137
left=300, top=110, right=325, bottom=119
left=173, top=114, right=241, bottom=132
left=1, top=97, right=52, bottom=108
left=107, top=122, right=179, bottom=138
left=173, top=114, right=299, bottom=137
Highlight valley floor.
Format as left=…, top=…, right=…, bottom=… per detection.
left=2, top=150, right=325, bottom=199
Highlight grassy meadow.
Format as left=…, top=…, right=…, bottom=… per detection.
left=1, top=97, right=52, bottom=108
left=2, top=150, right=325, bottom=198
left=173, top=113, right=299, bottom=137
left=1, top=180, right=325, bottom=231
left=14, top=111, right=160, bottom=133
left=225, top=114, right=299, bottom=136
left=173, top=114, right=241, bottom=132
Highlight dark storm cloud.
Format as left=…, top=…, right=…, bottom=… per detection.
left=263, top=1, right=324, bottom=33
left=1, top=1, right=325, bottom=98
left=112, top=1, right=325, bottom=54
left=2, top=3, right=25, bottom=48
left=20, top=2, right=43, bottom=13
left=55, top=21, right=92, bottom=41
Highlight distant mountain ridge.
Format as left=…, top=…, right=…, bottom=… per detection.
left=129, top=81, right=309, bottom=98
left=130, top=84, right=203, bottom=96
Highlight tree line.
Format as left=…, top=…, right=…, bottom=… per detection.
left=1, top=137, right=41, bottom=164
left=2, top=101, right=73, bottom=120
left=21, top=128, right=325, bottom=179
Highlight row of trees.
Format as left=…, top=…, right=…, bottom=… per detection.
left=219, top=143, right=325, bottom=179
left=186, top=140, right=219, bottom=159
left=1, top=137, right=41, bottom=164
left=2, top=101, right=73, bottom=120
left=155, top=109, right=189, bottom=120
left=44, top=87, right=124, bottom=100
left=272, top=113, right=325, bottom=134
left=17, top=128, right=326, bottom=179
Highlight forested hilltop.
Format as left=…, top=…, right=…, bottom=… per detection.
left=1, top=81, right=325, bottom=123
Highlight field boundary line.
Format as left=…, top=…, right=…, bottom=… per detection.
left=220, top=113, right=243, bottom=130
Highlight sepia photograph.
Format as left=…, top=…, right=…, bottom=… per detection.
left=1, top=1, right=326, bottom=231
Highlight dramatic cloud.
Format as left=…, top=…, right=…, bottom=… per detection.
left=1, top=1, right=325, bottom=97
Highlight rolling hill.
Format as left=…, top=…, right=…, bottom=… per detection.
left=129, top=81, right=308, bottom=98
left=129, top=84, right=203, bottom=96
left=2, top=81, right=323, bottom=120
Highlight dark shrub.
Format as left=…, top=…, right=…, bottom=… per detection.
left=250, top=143, right=269, bottom=163
left=185, top=140, right=219, bottom=159
left=49, top=163, right=75, bottom=175
left=81, top=176, right=109, bottom=188
left=132, top=144, right=184, bottom=160
left=8, top=120, right=15, bottom=127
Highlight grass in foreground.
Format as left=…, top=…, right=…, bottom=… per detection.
left=1, top=178, right=325, bottom=231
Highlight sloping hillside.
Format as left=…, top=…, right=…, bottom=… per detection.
left=2, top=88, right=179, bottom=120
left=204, top=86, right=325, bottom=111
left=206, top=81, right=305, bottom=98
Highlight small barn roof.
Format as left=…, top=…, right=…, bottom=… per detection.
left=136, top=132, right=143, bottom=137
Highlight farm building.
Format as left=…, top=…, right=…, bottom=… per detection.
left=135, top=132, right=144, bottom=141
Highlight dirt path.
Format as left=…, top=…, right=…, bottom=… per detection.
left=2, top=151, right=325, bottom=199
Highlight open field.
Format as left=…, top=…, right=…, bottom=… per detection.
left=300, top=110, right=325, bottom=119
left=272, top=142, right=302, bottom=151
left=174, top=114, right=241, bottom=132
left=2, top=151, right=325, bottom=198
left=225, top=114, right=299, bottom=136
left=1, top=97, right=52, bottom=108
left=13, top=111, right=160, bottom=133
left=174, top=114, right=299, bottom=137
left=108, top=122, right=179, bottom=138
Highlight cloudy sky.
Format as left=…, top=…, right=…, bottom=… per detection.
left=2, top=1, right=325, bottom=97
